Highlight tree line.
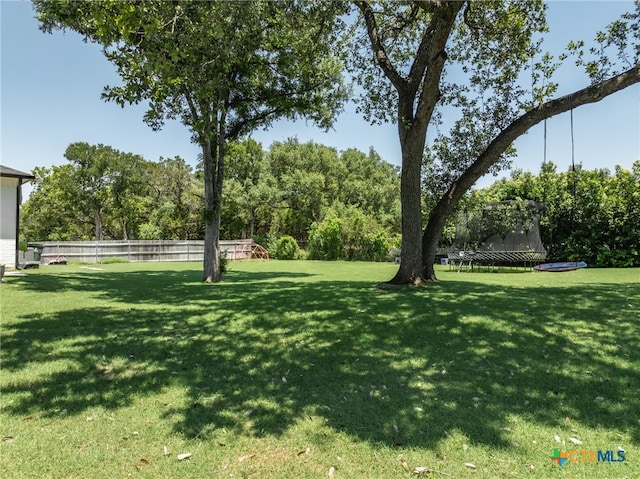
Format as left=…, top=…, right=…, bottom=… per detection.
left=23, top=139, right=638, bottom=267
left=22, top=139, right=401, bottom=261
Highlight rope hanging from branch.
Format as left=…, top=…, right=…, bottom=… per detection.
left=569, top=98, right=581, bottom=264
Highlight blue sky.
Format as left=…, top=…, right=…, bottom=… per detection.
left=2, top=1, right=638, bottom=197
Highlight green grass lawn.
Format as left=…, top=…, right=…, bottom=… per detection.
left=1, top=261, right=638, bottom=478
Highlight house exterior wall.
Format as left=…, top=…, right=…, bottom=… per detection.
left=0, top=176, right=19, bottom=268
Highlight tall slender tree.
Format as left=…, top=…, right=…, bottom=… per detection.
left=21, top=165, right=89, bottom=241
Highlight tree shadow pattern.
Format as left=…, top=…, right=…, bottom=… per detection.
left=2, top=267, right=639, bottom=450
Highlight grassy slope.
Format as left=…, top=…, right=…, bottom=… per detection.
left=1, top=261, right=638, bottom=478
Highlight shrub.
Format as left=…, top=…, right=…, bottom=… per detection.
left=308, top=215, right=343, bottom=260
left=99, top=257, right=130, bottom=264
left=274, top=235, right=301, bottom=260
left=308, top=207, right=396, bottom=262
left=596, top=246, right=638, bottom=268
left=220, top=250, right=229, bottom=273
left=361, top=231, right=390, bottom=262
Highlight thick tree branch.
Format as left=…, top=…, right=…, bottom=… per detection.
left=354, top=1, right=405, bottom=91
left=413, top=3, right=463, bottom=128
left=448, top=63, right=640, bottom=205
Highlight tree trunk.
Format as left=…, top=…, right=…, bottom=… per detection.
left=202, top=111, right=228, bottom=283
left=202, top=138, right=223, bottom=283
left=121, top=218, right=128, bottom=241
left=388, top=128, right=427, bottom=285
left=422, top=197, right=456, bottom=281
left=249, top=208, right=255, bottom=240
left=94, top=208, right=103, bottom=241
left=357, top=1, right=461, bottom=285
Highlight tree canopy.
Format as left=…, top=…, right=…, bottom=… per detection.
left=22, top=143, right=637, bottom=268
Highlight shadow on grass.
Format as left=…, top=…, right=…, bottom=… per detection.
left=3, top=267, right=639, bottom=449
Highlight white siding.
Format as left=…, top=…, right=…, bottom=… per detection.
left=0, top=239, right=15, bottom=268
left=0, top=177, right=18, bottom=268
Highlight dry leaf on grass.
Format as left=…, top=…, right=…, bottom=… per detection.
left=177, top=453, right=192, bottom=461
left=413, top=466, right=434, bottom=475
left=328, top=465, right=336, bottom=478
left=397, top=454, right=410, bottom=471
left=297, top=447, right=311, bottom=456
left=464, top=462, right=477, bottom=470
left=238, top=453, right=256, bottom=463
left=134, top=458, right=151, bottom=469
left=569, top=437, right=583, bottom=445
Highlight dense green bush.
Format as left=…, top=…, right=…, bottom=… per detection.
left=220, top=250, right=229, bottom=273
left=308, top=207, right=393, bottom=262
left=308, top=215, right=343, bottom=260
left=358, top=231, right=390, bottom=262
left=274, top=235, right=301, bottom=260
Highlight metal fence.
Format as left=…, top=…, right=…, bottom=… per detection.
left=28, top=240, right=257, bottom=264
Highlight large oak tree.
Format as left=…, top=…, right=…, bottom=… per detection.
left=351, top=0, right=639, bottom=283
